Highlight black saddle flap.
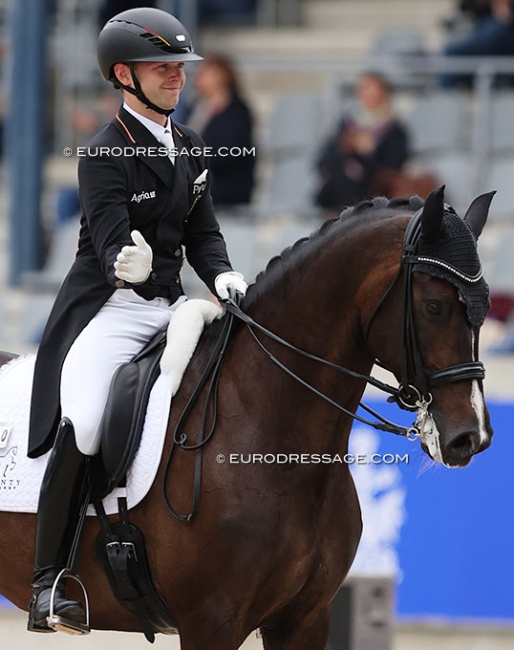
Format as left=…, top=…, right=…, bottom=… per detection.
left=92, top=331, right=166, bottom=502
left=95, top=514, right=178, bottom=640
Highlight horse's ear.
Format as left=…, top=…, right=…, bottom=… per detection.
left=420, top=185, right=445, bottom=242
left=463, top=191, right=495, bottom=240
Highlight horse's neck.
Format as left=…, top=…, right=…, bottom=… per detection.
left=247, top=225, right=381, bottom=368
left=232, top=224, right=390, bottom=452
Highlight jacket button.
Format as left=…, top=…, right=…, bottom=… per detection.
left=175, top=277, right=180, bottom=284
left=150, top=272, right=157, bottom=282
left=115, top=279, right=125, bottom=288
left=174, top=248, right=181, bottom=257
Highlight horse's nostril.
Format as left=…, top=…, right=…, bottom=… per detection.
left=447, top=432, right=478, bottom=457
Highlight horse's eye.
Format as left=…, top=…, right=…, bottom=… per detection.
left=426, top=301, right=441, bottom=315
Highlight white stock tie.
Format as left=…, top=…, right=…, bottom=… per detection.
left=159, top=128, right=176, bottom=165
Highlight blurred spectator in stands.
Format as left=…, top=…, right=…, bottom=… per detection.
left=440, top=0, right=514, bottom=89
left=314, top=72, right=409, bottom=215
left=184, top=54, right=256, bottom=209
left=440, top=1, right=491, bottom=42
left=456, top=0, right=492, bottom=23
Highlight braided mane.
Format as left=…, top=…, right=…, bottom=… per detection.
left=247, top=195, right=425, bottom=301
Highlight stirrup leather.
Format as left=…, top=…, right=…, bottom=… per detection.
left=46, top=569, right=90, bottom=635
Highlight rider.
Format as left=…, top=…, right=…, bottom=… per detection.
left=27, top=7, right=247, bottom=634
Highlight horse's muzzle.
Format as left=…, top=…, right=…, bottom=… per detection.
left=440, top=428, right=491, bottom=467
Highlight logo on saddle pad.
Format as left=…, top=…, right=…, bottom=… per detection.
left=131, top=189, right=156, bottom=204
left=0, top=445, right=19, bottom=488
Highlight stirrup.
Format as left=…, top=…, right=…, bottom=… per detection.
left=46, top=569, right=91, bottom=635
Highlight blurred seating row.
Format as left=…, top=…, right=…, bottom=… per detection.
left=260, top=90, right=514, bottom=219
left=406, top=90, right=514, bottom=155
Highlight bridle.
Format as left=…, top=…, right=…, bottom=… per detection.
left=221, top=208, right=486, bottom=435
left=365, top=207, right=486, bottom=412
left=163, top=209, right=487, bottom=520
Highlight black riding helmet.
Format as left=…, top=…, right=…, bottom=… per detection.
left=97, top=7, right=202, bottom=115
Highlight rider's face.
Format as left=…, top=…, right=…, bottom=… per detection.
left=133, top=61, right=186, bottom=110
left=114, top=60, right=186, bottom=120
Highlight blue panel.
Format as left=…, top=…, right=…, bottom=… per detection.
left=351, top=399, right=514, bottom=619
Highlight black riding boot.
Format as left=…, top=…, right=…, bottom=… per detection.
left=28, top=418, right=90, bottom=634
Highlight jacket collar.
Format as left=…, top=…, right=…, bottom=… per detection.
left=121, top=101, right=172, bottom=143
left=113, top=107, right=196, bottom=213
left=113, top=106, right=177, bottom=188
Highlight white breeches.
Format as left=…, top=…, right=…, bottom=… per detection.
left=60, top=289, right=187, bottom=456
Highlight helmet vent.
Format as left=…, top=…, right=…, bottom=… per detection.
left=139, top=31, right=192, bottom=54
left=141, top=32, right=171, bottom=49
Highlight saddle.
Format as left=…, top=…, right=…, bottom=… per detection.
left=92, top=330, right=166, bottom=502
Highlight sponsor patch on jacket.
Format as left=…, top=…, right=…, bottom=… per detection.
left=131, top=189, right=156, bottom=203
left=193, top=169, right=208, bottom=195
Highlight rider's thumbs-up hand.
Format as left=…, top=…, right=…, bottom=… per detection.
left=114, top=230, right=153, bottom=284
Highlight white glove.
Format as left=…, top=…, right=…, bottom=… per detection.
left=214, top=271, right=247, bottom=300
left=114, top=230, right=153, bottom=284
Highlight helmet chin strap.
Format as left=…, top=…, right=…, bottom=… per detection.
left=118, top=63, right=174, bottom=116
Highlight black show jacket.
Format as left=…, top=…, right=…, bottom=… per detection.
left=28, top=107, right=233, bottom=458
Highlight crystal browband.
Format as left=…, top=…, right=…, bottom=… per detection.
left=405, top=255, right=484, bottom=284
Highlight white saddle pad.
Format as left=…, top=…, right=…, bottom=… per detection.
left=0, top=299, right=224, bottom=517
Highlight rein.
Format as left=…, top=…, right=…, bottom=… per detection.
left=162, top=302, right=236, bottom=521
left=222, top=298, right=416, bottom=435
left=163, top=209, right=486, bottom=521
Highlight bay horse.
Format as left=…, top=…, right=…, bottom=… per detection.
left=0, top=187, right=493, bottom=649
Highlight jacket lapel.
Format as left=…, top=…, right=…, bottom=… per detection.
left=114, top=107, right=175, bottom=189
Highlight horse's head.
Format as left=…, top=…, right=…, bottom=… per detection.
left=367, top=186, right=494, bottom=467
